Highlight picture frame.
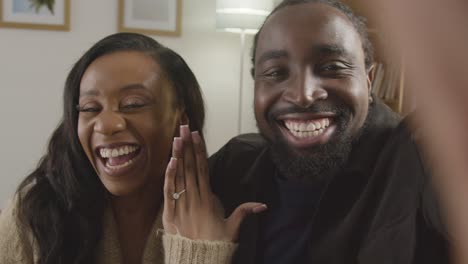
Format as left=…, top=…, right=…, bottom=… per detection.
left=0, top=0, right=70, bottom=31
left=118, top=0, right=182, bottom=37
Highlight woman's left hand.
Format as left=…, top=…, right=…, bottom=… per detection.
left=162, top=125, right=267, bottom=242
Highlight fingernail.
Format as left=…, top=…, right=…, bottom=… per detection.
left=252, top=204, right=268, bottom=213
left=180, top=125, right=190, bottom=138
left=173, top=137, right=182, bottom=149
left=169, top=157, right=177, bottom=169
left=191, top=131, right=201, bottom=144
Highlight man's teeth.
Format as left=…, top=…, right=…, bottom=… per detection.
left=99, top=145, right=138, bottom=158
left=284, top=118, right=331, bottom=138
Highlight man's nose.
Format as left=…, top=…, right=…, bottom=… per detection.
left=93, top=110, right=126, bottom=136
left=284, top=67, right=328, bottom=108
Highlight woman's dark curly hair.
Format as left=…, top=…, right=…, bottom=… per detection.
left=15, top=32, right=205, bottom=263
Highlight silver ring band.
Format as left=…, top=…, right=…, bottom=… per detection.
left=172, top=189, right=186, bottom=200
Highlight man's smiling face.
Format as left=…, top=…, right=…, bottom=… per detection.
left=253, top=3, right=372, bottom=182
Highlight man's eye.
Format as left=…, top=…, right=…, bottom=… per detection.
left=261, top=68, right=288, bottom=80
left=266, top=71, right=280, bottom=77
left=323, top=65, right=342, bottom=71
left=320, top=62, right=349, bottom=72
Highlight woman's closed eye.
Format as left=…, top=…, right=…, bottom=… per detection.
left=76, top=103, right=101, bottom=113
left=120, top=97, right=151, bottom=111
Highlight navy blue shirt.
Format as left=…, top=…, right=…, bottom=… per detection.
left=259, top=173, right=325, bottom=264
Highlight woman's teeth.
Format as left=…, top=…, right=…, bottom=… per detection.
left=284, top=118, right=331, bottom=138
left=99, top=145, right=138, bottom=158
left=98, top=145, right=140, bottom=170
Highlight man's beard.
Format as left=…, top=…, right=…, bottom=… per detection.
left=263, top=103, right=368, bottom=184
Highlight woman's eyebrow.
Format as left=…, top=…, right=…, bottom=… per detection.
left=79, top=88, right=99, bottom=97
left=79, top=83, right=149, bottom=98
left=119, top=83, right=148, bottom=93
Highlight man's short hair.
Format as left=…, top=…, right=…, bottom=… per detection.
left=251, top=0, right=374, bottom=76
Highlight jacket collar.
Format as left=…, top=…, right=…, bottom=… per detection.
left=233, top=148, right=275, bottom=264
left=233, top=98, right=401, bottom=263
left=241, top=147, right=273, bottom=186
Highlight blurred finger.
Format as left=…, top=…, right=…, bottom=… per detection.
left=192, top=131, right=210, bottom=197
left=180, top=125, right=200, bottom=203
left=163, top=157, right=177, bottom=223
left=172, top=137, right=186, bottom=204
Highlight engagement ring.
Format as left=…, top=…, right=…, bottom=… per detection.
left=172, top=189, right=186, bottom=200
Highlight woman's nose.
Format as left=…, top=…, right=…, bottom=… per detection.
left=93, top=110, right=126, bottom=136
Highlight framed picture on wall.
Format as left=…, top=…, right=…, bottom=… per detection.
left=0, top=0, right=70, bottom=31
left=118, top=0, right=181, bottom=36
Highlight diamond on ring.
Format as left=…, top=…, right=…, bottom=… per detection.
left=172, top=189, right=186, bottom=200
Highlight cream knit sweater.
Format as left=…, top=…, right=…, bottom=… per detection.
left=0, top=200, right=237, bottom=264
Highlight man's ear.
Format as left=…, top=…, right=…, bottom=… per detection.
left=366, top=63, right=376, bottom=102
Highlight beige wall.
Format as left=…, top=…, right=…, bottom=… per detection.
left=0, top=0, right=258, bottom=205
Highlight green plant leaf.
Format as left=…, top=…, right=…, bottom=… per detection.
left=28, top=0, right=55, bottom=14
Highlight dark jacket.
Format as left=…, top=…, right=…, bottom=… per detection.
left=208, top=100, right=449, bottom=264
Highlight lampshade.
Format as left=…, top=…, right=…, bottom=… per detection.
left=216, top=0, right=274, bottom=34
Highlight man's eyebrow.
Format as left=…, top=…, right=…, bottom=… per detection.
left=315, top=44, right=347, bottom=57
left=256, top=50, right=288, bottom=65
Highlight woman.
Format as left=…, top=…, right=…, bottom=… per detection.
left=0, top=33, right=266, bottom=264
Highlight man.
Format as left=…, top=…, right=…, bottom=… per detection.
left=209, top=0, right=450, bottom=263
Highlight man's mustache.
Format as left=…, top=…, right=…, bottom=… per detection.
left=268, top=103, right=350, bottom=119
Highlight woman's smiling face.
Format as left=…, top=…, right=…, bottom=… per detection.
left=77, top=51, right=181, bottom=196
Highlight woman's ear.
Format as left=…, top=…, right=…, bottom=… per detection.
left=178, top=112, right=189, bottom=126
left=172, top=110, right=188, bottom=138
left=169, top=111, right=186, bottom=160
